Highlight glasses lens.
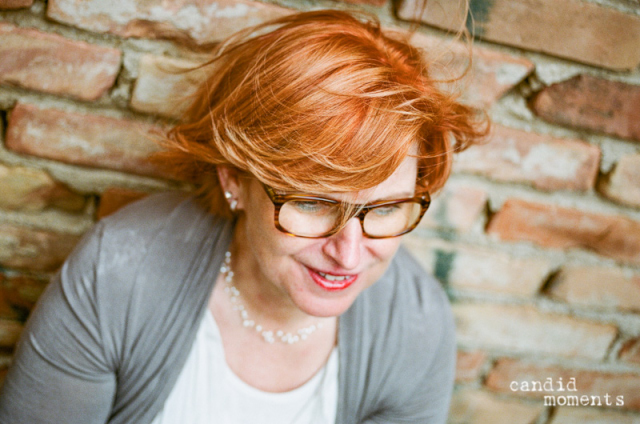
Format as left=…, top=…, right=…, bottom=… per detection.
left=363, top=201, right=423, bottom=237
left=279, top=199, right=341, bottom=237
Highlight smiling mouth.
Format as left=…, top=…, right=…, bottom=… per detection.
left=307, top=268, right=357, bottom=291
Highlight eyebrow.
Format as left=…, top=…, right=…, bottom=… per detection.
left=278, top=190, right=418, bottom=204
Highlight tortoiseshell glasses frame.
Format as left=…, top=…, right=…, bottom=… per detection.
left=262, top=184, right=431, bottom=239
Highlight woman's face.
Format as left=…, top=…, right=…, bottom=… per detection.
left=227, top=154, right=418, bottom=318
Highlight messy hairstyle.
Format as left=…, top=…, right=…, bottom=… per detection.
left=157, top=9, right=488, bottom=217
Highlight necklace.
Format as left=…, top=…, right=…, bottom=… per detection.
left=220, top=251, right=323, bottom=344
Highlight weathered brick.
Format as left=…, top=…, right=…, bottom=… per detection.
left=487, top=199, right=640, bottom=265
left=551, top=407, right=640, bottom=424
left=548, top=266, right=640, bottom=313
left=6, top=103, right=164, bottom=178
left=0, top=224, right=81, bottom=272
left=47, top=0, right=292, bottom=45
left=420, top=182, right=487, bottom=232
left=0, top=0, right=32, bottom=8
left=0, top=368, right=7, bottom=390
left=409, top=32, right=534, bottom=107
left=131, top=55, right=205, bottom=118
left=456, top=350, right=487, bottom=382
left=455, top=125, right=600, bottom=191
left=335, top=0, right=386, bottom=5
left=601, top=154, right=640, bottom=208
left=402, top=237, right=553, bottom=297
left=0, top=23, right=121, bottom=101
left=486, top=359, right=640, bottom=411
left=620, top=338, right=640, bottom=367
left=0, top=319, right=23, bottom=348
left=0, top=290, right=20, bottom=321
left=97, top=187, right=148, bottom=219
left=449, top=389, right=544, bottom=424
left=0, top=272, right=48, bottom=313
left=398, top=0, right=640, bottom=70
left=454, top=303, right=617, bottom=360
left=530, top=75, right=640, bottom=143
left=0, top=164, right=85, bottom=212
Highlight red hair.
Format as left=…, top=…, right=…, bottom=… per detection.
left=157, top=9, right=488, bottom=217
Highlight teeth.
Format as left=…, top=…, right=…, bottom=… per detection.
left=318, top=271, right=350, bottom=282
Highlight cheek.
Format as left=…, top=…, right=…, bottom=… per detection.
left=370, top=238, right=402, bottom=263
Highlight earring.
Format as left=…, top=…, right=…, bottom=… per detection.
left=224, top=191, right=232, bottom=199
left=230, top=199, right=238, bottom=211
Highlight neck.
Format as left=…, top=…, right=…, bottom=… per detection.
left=227, top=219, right=335, bottom=333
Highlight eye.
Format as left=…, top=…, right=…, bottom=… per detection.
left=287, top=200, right=333, bottom=214
left=370, top=205, right=401, bottom=217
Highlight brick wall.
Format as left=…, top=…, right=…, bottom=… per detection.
left=1, top=0, right=639, bottom=422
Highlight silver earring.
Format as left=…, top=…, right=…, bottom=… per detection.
left=230, top=199, right=238, bottom=211
left=224, top=191, right=232, bottom=199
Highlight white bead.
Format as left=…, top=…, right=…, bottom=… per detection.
left=221, top=249, right=324, bottom=345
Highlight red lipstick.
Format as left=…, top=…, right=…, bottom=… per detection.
left=307, top=267, right=357, bottom=291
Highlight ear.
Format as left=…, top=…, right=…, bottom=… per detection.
left=217, top=166, right=245, bottom=211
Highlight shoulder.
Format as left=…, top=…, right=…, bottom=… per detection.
left=93, top=191, right=231, bottom=267
left=339, top=246, right=455, bottom=419
left=345, top=244, right=455, bottom=377
left=61, top=191, right=233, bottom=321
left=344, top=243, right=454, bottom=358
left=367, top=245, right=454, bottom=340
left=99, top=191, right=211, bottom=242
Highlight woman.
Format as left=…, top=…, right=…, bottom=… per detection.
left=0, top=9, right=485, bottom=424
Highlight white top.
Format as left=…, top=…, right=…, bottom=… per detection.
left=151, top=310, right=339, bottom=424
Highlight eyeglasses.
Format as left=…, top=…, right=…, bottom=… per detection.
left=262, top=184, right=430, bottom=239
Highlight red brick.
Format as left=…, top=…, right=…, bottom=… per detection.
left=403, top=237, right=553, bottom=297
left=455, top=125, right=600, bottom=191
left=0, top=0, right=32, bottom=8
left=47, top=0, right=292, bottom=45
left=131, top=55, right=204, bottom=118
left=454, top=303, right=616, bottom=360
left=620, top=338, right=640, bottom=367
left=456, top=350, right=487, bottom=382
left=0, top=319, right=23, bottom=348
left=531, top=75, right=640, bottom=143
left=600, top=154, right=640, bottom=208
left=548, top=266, right=640, bottom=313
left=487, top=198, right=640, bottom=265
left=6, top=103, right=164, bottom=178
left=97, top=187, right=148, bottom=219
left=409, top=32, right=534, bottom=107
left=0, top=290, right=20, bottom=321
left=0, top=368, right=7, bottom=390
left=0, top=272, right=48, bottom=312
left=420, top=182, right=487, bottom=232
left=551, top=407, right=640, bottom=424
left=0, top=224, right=81, bottom=272
left=0, top=23, right=121, bottom=101
left=486, top=359, right=640, bottom=411
left=335, top=0, right=386, bottom=5
left=449, top=389, right=544, bottom=424
left=398, top=0, right=640, bottom=70
left=0, top=164, right=85, bottom=212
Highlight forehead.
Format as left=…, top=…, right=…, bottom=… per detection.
left=335, top=153, right=418, bottom=203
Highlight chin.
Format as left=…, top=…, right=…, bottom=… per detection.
left=290, top=279, right=368, bottom=318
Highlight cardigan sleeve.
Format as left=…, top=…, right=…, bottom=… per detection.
left=0, top=222, right=116, bottom=424
left=364, top=284, right=456, bottom=424
left=372, top=285, right=456, bottom=423
left=337, top=247, right=456, bottom=424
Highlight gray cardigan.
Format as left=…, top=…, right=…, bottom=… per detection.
left=0, top=192, right=455, bottom=424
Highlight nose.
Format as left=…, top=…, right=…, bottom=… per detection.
left=322, top=217, right=363, bottom=270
